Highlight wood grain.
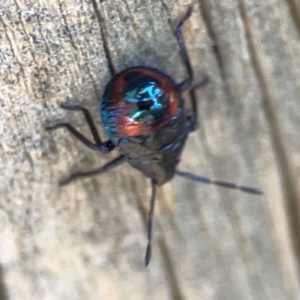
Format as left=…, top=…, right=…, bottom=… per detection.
left=0, top=0, right=299, bottom=299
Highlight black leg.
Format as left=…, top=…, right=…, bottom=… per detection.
left=176, top=170, right=263, bottom=195
left=184, top=76, right=211, bottom=132
left=178, top=76, right=210, bottom=93
left=175, top=7, right=194, bottom=85
left=59, top=155, right=126, bottom=186
left=174, top=7, right=209, bottom=130
left=174, top=6, right=197, bottom=129
left=145, top=179, right=157, bottom=266
left=46, top=103, right=115, bottom=153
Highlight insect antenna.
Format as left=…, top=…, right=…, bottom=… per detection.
left=145, top=179, right=157, bottom=266
left=175, top=170, right=263, bottom=195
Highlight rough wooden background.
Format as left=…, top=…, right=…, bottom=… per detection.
left=1, top=0, right=300, bottom=299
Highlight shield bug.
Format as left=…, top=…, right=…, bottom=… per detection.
left=46, top=7, right=262, bottom=266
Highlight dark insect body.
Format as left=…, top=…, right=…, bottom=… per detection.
left=46, top=7, right=262, bottom=266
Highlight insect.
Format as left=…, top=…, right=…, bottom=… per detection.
left=46, top=7, right=262, bottom=266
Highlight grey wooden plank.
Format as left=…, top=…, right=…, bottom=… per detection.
left=0, top=0, right=298, bottom=299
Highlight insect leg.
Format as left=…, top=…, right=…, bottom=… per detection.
left=174, top=7, right=209, bottom=131
left=145, top=179, right=157, bottom=266
left=178, top=76, right=210, bottom=93
left=174, top=6, right=194, bottom=86
left=46, top=103, right=115, bottom=153
left=59, top=155, right=126, bottom=186
left=176, top=170, right=263, bottom=195
left=174, top=6, right=198, bottom=128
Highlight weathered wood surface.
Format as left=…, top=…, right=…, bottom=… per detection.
left=1, top=0, right=300, bottom=299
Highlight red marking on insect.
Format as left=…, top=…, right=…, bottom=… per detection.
left=108, top=67, right=180, bottom=137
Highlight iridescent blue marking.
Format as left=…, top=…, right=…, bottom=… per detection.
left=126, top=82, right=161, bottom=104
left=101, top=73, right=171, bottom=142
left=126, top=81, right=163, bottom=120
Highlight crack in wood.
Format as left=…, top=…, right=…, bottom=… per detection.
left=285, top=0, right=300, bottom=35
left=90, top=0, right=116, bottom=76
left=57, top=0, right=98, bottom=98
left=238, top=0, right=300, bottom=280
left=0, top=265, right=9, bottom=300
left=197, top=0, right=229, bottom=96
left=158, top=238, right=185, bottom=300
